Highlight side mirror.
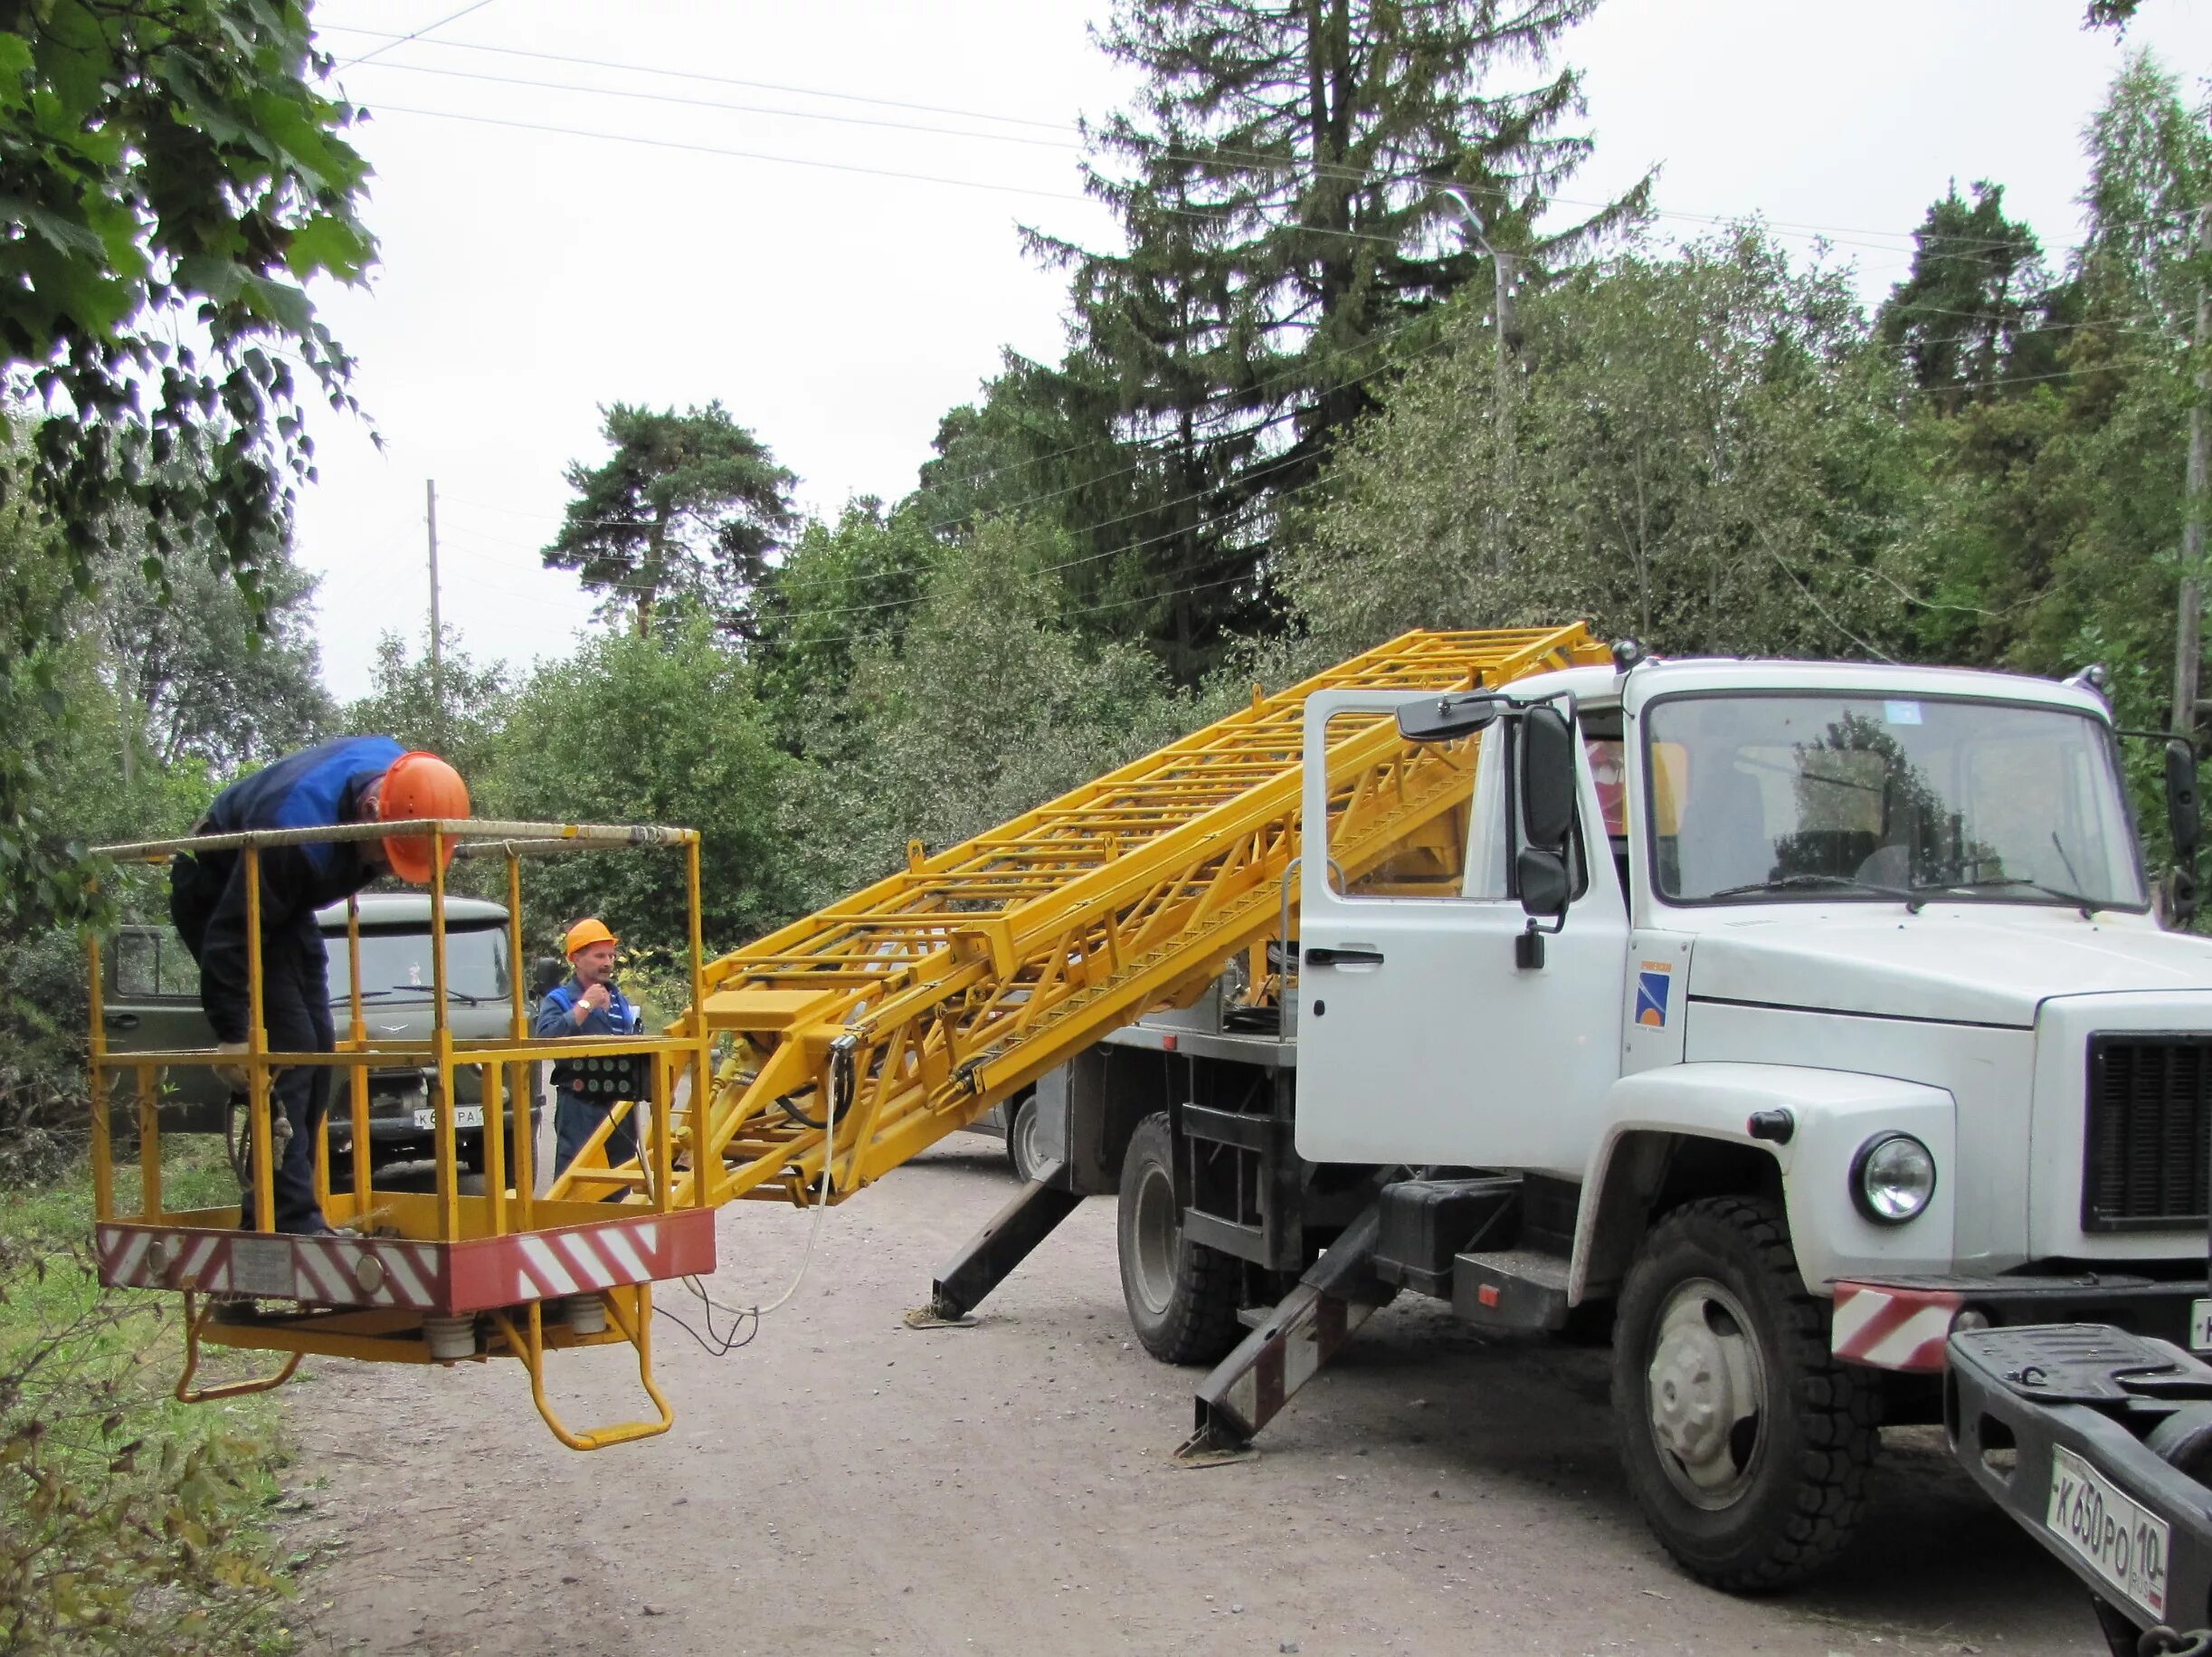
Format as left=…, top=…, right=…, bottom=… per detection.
left=530, top=955, right=567, bottom=999
left=1514, top=702, right=1577, bottom=967
left=2168, top=739, right=2200, bottom=862
left=1516, top=845, right=1571, bottom=916
left=1520, top=704, right=1577, bottom=857
left=1398, top=691, right=1505, bottom=744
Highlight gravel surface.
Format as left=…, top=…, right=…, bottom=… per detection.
left=280, top=1139, right=2104, bottom=1655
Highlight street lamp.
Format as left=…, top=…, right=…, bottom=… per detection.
left=1435, top=185, right=1521, bottom=573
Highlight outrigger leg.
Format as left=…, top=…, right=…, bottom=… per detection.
left=1178, top=1203, right=1393, bottom=1463
left=909, top=1161, right=1083, bottom=1326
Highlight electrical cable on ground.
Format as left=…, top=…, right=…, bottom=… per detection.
left=652, top=1041, right=848, bottom=1358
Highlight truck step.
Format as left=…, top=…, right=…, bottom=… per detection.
left=1454, top=1248, right=1571, bottom=1333
left=1372, top=1176, right=1518, bottom=1299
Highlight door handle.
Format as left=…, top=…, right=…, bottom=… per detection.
left=1304, top=946, right=1385, bottom=967
left=103, top=1012, right=141, bottom=1031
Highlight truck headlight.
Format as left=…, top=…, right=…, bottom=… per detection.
left=1851, top=1132, right=1936, bottom=1224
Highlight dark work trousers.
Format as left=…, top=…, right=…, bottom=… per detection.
left=176, top=914, right=334, bottom=1233
left=248, top=921, right=337, bottom=1232
left=170, top=854, right=336, bottom=1233
left=555, top=1092, right=641, bottom=1189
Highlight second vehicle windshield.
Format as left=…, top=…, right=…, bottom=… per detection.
left=323, top=926, right=509, bottom=1003
left=1645, top=692, right=2146, bottom=909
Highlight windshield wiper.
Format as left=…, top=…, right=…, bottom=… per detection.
left=1912, top=876, right=2101, bottom=918
left=1706, top=872, right=1920, bottom=904
left=370, top=984, right=488, bottom=1005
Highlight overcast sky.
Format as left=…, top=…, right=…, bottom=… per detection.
left=295, top=0, right=2212, bottom=703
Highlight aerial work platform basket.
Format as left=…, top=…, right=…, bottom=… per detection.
left=87, top=815, right=717, bottom=1448
left=87, top=624, right=1606, bottom=1448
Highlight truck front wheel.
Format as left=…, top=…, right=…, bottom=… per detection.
left=1612, top=1195, right=1881, bottom=1592
left=1116, top=1111, right=1241, bottom=1365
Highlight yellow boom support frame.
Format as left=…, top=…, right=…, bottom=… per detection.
left=552, top=624, right=1608, bottom=1216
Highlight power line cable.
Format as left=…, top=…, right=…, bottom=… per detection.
left=440, top=459, right=1306, bottom=626
left=364, top=102, right=1419, bottom=250
left=336, top=1, right=499, bottom=71
left=436, top=307, right=2178, bottom=627
left=319, top=23, right=1075, bottom=132
left=349, top=105, right=2177, bottom=510
left=326, top=31, right=2201, bottom=257
left=434, top=313, right=1470, bottom=579
left=345, top=56, right=1082, bottom=152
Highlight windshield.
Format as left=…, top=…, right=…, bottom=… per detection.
left=1645, top=693, right=2146, bottom=909
left=323, top=926, right=509, bottom=1004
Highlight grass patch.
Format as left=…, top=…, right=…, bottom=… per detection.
left=1, top=1138, right=301, bottom=1654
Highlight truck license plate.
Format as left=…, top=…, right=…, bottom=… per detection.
left=412, top=1105, right=484, bottom=1130
left=2046, top=1444, right=2169, bottom=1622
left=2191, top=1297, right=2212, bottom=1352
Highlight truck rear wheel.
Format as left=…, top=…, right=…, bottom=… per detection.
left=1612, top=1195, right=1880, bottom=1592
left=1005, top=1093, right=1043, bottom=1184
left=1117, top=1111, right=1241, bottom=1365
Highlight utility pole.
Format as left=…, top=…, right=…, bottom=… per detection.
left=1438, top=186, right=1520, bottom=576
left=426, top=478, right=445, bottom=748
left=2176, top=205, right=2211, bottom=740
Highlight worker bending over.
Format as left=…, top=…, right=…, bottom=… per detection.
left=170, top=739, right=470, bottom=1234
left=536, top=918, right=643, bottom=1178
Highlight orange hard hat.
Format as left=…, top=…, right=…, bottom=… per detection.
left=564, top=918, right=618, bottom=957
left=377, top=750, right=470, bottom=884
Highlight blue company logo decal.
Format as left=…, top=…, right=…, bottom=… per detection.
left=1635, top=962, right=1674, bottom=1029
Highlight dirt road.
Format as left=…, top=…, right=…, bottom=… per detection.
left=281, top=1140, right=2103, bottom=1656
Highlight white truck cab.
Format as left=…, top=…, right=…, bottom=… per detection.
left=1040, top=649, right=2211, bottom=1593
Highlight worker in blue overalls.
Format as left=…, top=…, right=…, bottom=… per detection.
left=169, top=739, right=470, bottom=1234
left=535, top=918, right=643, bottom=1179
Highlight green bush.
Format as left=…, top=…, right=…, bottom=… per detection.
left=0, top=1156, right=296, bottom=1655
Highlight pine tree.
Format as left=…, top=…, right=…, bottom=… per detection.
left=1879, top=182, right=2054, bottom=414
left=543, top=402, right=796, bottom=638
left=1028, top=0, right=1645, bottom=680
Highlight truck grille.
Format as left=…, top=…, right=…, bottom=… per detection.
left=2083, top=1034, right=2212, bottom=1232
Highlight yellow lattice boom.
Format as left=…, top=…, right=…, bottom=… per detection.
left=550, top=624, right=1608, bottom=1213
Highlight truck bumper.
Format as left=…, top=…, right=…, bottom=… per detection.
left=1833, top=1273, right=2209, bottom=1373
left=1948, top=1325, right=2212, bottom=1632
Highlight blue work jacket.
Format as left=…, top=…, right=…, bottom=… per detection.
left=177, top=735, right=404, bottom=1043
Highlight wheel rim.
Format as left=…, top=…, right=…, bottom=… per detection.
left=1644, top=1276, right=1768, bottom=1510
left=1015, top=1106, right=1045, bottom=1179
left=1130, top=1158, right=1181, bottom=1317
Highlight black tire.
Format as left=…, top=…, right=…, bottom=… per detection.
left=1611, top=1195, right=1881, bottom=1592
left=460, top=1127, right=518, bottom=1180
left=1005, top=1094, right=1044, bottom=1184
left=1116, top=1111, right=1242, bottom=1365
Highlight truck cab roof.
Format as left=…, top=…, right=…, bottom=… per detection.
left=1501, top=656, right=2112, bottom=722
left=313, top=892, right=509, bottom=930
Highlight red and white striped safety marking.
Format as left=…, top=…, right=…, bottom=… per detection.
left=1830, top=1280, right=1964, bottom=1372
left=95, top=1208, right=717, bottom=1315
left=447, top=1209, right=717, bottom=1310
left=1212, top=1290, right=1380, bottom=1437
left=97, top=1224, right=444, bottom=1309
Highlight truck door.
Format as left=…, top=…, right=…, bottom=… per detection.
left=101, top=925, right=230, bottom=1134
left=1294, top=689, right=1628, bottom=1175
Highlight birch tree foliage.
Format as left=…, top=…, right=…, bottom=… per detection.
left=1284, top=228, right=1914, bottom=662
